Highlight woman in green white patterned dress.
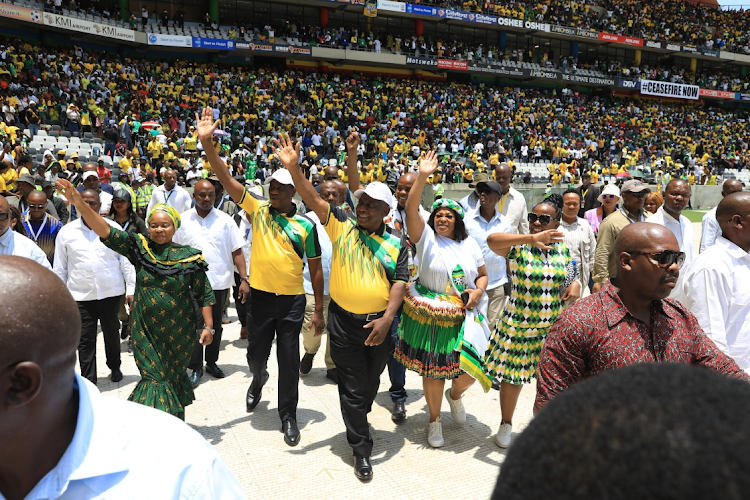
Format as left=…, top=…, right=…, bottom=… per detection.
left=484, top=194, right=580, bottom=449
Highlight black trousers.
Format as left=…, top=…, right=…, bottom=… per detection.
left=246, top=288, right=305, bottom=422
left=189, top=288, right=229, bottom=371
left=233, top=273, right=249, bottom=328
left=328, top=301, right=391, bottom=458
left=77, top=295, right=123, bottom=384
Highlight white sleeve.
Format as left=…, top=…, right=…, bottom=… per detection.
left=682, top=267, right=730, bottom=354
left=53, top=232, right=69, bottom=282
left=146, top=189, right=157, bottom=216
left=228, top=220, right=245, bottom=253
left=188, top=454, right=248, bottom=500
left=700, top=216, right=720, bottom=253
left=31, top=243, right=53, bottom=271
left=470, top=236, right=485, bottom=268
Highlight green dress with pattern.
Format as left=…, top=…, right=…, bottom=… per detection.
left=103, top=227, right=215, bottom=419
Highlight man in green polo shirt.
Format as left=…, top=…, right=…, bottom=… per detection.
left=274, top=132, right=407, bottom=482
left=196, top=108, right=324, bottom=448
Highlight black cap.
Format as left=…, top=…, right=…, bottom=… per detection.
left=476, top=181, right=504, bottom=195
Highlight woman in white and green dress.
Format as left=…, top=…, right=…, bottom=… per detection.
left=485, top=194, right=580, bottom=449
left=395, top=151, right=491, bottom=448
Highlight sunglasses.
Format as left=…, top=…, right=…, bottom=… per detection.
left=627, top=250, right=686, bottom=269
left=528, top=213, right=558, bottom=224
left=0, top=211, right=9, bottom=221
left=28, top=204, right=46, bottom=210
left=627, top=191, right=648, bottom=199
left=476, top=187, right=495, bottom=195
left=601, top=194, right=617, bottom=200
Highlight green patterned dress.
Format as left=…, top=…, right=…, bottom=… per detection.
left=103, top=227, right=215, bottom=420
left=484, top=242, right=572, bottom=386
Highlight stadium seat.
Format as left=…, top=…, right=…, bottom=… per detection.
left=51, top=125, right=61, bottom=131
left=61, top=131, right=71, bottom=138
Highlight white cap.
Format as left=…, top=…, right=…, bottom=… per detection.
left=597, top=183, right=621, bottom=203
left=354, top=181, right=393, bottom=208
left=266, top=168, right=295, bottom=187
left=83, top=171, right=99, bottom=180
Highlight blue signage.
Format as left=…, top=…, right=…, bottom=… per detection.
left=405, top=3, right=440, bottom=16
left=191, top=37, right=235, bottom=50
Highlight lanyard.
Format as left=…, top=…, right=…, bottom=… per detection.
left=28, top=214, right=48, bottom=242
left=163, top=188, right=174, bottom=206
left=581, top=188, right=589, bottom=200
left=497, top=192, right=509, bottom=214
left=121, top=220, right=131, bottom=232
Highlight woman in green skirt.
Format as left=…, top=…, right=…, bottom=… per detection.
left=485, top=194, right=580, bottom=448
left=396, top=152, right=491, bottom=448
left=56, top=178, right=215, bottom=420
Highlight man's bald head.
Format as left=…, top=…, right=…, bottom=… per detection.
left=722, top=179, right=743, bottom=197
left=324, top=166, right=339, bottom=181
left=83, top=163, right=97, bottom=172
left=717, top=192, right=750, bottom=252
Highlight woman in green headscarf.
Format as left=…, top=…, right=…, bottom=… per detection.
left=56, top=179, right=215, bottom=420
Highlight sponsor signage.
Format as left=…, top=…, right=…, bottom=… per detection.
left=561, top=73, right=615, bottom=85
left=406, top=55, right=437, bottom=67
left=699, top=89, right=735, bottom=99
left=469, top=63, right=525, bottom=77
left=682, top=45, right=698, bottom=53
left=640, top=80, right=699, bottom=100
left=474, top=13, right=497, bottom=24
left=619, top=79, right=641, bottom=89
left=377, top=0, right=405, bottom=12
left=42, top=12, right=136, bottom=41
left=192, top=37, right=234, bottom=50
left=645, top=40, right=663, bottom=49
left=437, top=59, right=467, bottom=70
left=666, top=43, right=681, bottom=51
left=529, top=69, right=559, bottom=80
left=235, top=42, right=311, bottom=56
left=497, top=16, right=551, bottom=32
left=0, top=3, right=41, bottom=23
left=702, top=49, right=720, bottom=58
left=551, top=25, right=598, bottom=39
left=147, top=33, right=192, bottom=47
left=405, top=4, right=440, bottom=16
left=598, top=32, right=643, bottom=47
left=443, top=10, right=471, bottom=21
left=738, top=92, right=750, bottom=101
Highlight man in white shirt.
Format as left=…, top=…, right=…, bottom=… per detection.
left=0, top=195, right=52, bottom=270
left=460, top=164, right=529, bottom=235
left=53, top=190, right=135, bottom=385
left=173, top=180, right=249, bottom=387
left=146, top=169, right=192, bottom=215
left=0, top=256, right=247, bottom=500
left=559, top=189, right=597, bottom=299
left=680, top=192, right=750, bottom=374
left=645, top=179, right=695, bottom=299
left=700, top=179, right=743, bottom=252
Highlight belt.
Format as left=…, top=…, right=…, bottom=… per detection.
left=330, top=300, right=385, bottom=322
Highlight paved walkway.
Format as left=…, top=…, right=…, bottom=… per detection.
left=90, top=222, right=704, bottom=499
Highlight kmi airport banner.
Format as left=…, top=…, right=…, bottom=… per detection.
left=42, top=12, right=136, bottom=42
left=640, top=80, right=699, bottom=100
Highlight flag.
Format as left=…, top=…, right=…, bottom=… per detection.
left=364, top=0, right=377, bottom=17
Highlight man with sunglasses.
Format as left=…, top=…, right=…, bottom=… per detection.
left=8, top=173, right=59, bottom=220
left=0, top=195, right=52, bottom=270
left=679, top=192, right=750, bottom=375
left=21, top=190, right=63, bottom=266
left=592, top=180, right=653, bottom=294
left=535, top=222, right=749, bottom=412
left=645, top=179, right=695, bottom=298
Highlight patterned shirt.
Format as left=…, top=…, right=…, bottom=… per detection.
left=503, top=243, right=571, bottom=329
left=238, top=189, right=320, bottom=295
left=22, top=213, right=63, bottom=266
left=324, top=205, right=408, bottom=315
left=534, top=282, right=750, bottom=413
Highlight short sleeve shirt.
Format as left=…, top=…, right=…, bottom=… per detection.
left=238, top=189, right=320, bottom=295
left=324, top=205, right=408, bottom=314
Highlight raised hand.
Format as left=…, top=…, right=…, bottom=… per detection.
left=418, top=150, right=439, bottom=177
left=55, top=178, right=83, bottom=206
left=345, top=131, right=361, bottom=151
left=194, top=107, right=220, bottom=142
left=530, top=229, right=565, bottom=251
left=272, top=132, right=301, bottom=169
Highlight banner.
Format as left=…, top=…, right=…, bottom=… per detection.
left=192, top=37, right=234, bottom=50
left=645, top=40, right=663, bottom=49
left=437, top=59, right=467, bottom=70
left=699, top=89, right=735, bottom=99
left=147, top=33, right=192, bottom=47
left=377, top=0, right=405, bottom=12
left=443, top=10, right=471, bottom=21
left=473, top=13, right=497, bottom=25
left=406, top=55, right=438, bottom=67
left=560, top=73, right=616, bottom=86
left=619, top=79, right=641, bottom=89
left=551, top=25, right=598, bottom=39
left=235, top=42, right=311, bottom=56
left=42, top=12, right=136, bottom=42
left=364, top=0, right=377, bottom=17
left=598, top=32, right=643, bottom=47
left=0, top=3, right=41, bottom=23
left=469, top=63, right=525, bottom=77
left=405, top=4, right=440, bottom=16
left=640, top=80, right=699, bottom=100
left=666, top=43, right=681, bottom=51
left=738, top=92, right=750, bottom=101
left=702, top=49, right=720, bottom=58
left=497, top=16, right=550, bottom=32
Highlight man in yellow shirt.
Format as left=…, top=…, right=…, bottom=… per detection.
left=147, top=138, right=162, bottom=160
left=184, top=129, right=198, bottom=152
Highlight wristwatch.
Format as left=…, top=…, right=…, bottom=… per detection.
left=240, top=277, right=249, bottom=284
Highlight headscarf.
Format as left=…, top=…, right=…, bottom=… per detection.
left=147, top=203, right=181, bottom=229
left=431, top=198, right=465, bottom=219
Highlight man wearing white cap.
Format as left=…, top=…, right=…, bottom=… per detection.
left=196, top=109, right=324, bottom=449
left=273, top=131, right=407, bottom=481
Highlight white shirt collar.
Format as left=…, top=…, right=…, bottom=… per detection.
left=716, top=235, right=750, bottom=261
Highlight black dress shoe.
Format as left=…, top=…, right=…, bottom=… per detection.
left=110, top=368, right=123, bottom=383
left=391, top=401, right=406, bottom=423
left=120, top=322, right=129, bottom=340
left=190, top=368, right=203, bottom=388
left=246, top=372, right=268, bottom=412
left=325, top=368, right=339, bottom=384
left=281, top=419, right=301, bottom=446
left=205, top=363, right=225, bottom=379
left=353, top=456, right=373, bottom=481
left=299, top=353, right=315, bottom=375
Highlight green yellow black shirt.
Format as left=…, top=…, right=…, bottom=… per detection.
left=238, top=189, right=320, bottom=295
left=324, top=205, right=408, bottom=314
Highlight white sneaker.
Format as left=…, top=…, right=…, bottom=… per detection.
left=495, top=422, right=512, bottom=448
left=427, top=417, right=445, bottom=448
left=445, top=388, right=467, bottom=425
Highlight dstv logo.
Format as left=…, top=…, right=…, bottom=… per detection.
left=622, top=80, right=637, bottom=88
